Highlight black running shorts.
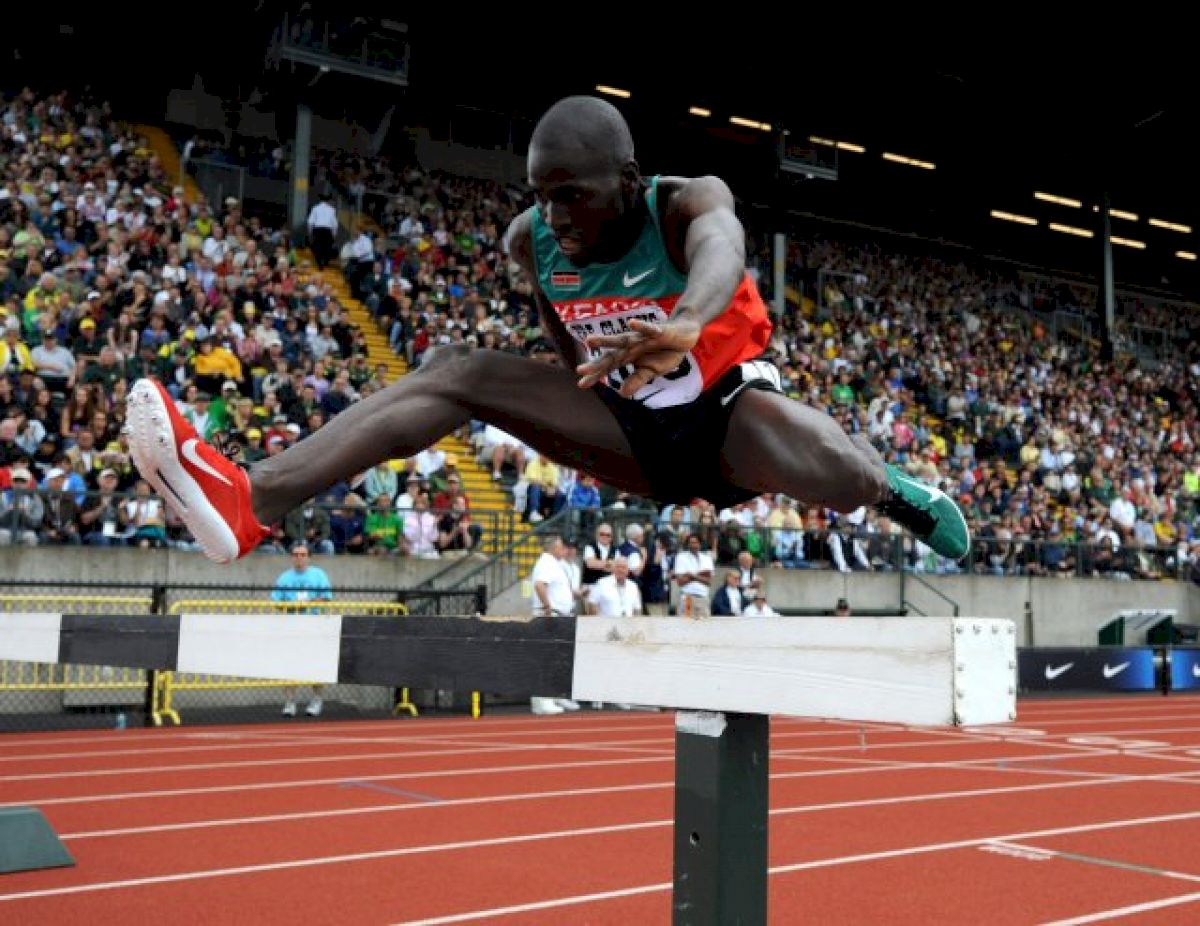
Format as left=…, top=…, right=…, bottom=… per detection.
left=597, top=359, right=784, bottom=509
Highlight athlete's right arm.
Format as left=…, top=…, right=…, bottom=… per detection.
left=502, top=211, right=581, bottom=370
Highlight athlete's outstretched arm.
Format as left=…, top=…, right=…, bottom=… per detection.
left=577, top=176, right=747, bottom=397
left=664, top=175, right=747, bottom=330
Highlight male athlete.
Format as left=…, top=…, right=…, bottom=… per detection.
left=124, top=96, right=968, bottom=564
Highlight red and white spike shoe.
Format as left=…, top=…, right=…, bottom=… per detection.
left=126, top=379, right=269, bottom=563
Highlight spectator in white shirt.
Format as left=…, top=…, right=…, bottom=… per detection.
left=29, top=331, right=75, bottom=393
left=414, top=446, right=446, bottom=480
left=742, top=593, right=778, bottom=618
left=306, top=195, right=339, bottom=269
left=531, top=534, right=574, bottom=618
left=530, top=534, right=578, bottom=715
left=587, top=557, right=642, bottom=617
left=1109, top=489, right=1137, bottom=533
left=402, top=495, right=439, bottom=558
left=674, top=532, right=714, bottom=617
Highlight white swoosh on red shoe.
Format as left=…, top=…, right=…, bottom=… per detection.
left=182, top=438, right=233, bottom=486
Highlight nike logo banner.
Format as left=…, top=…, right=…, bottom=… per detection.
left=1019, top=647, right=1156, bottom=693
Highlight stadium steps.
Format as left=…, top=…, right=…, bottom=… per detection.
left=134, top=125, right=204, bottom=204
left=316, top=264, right=540, bottom=570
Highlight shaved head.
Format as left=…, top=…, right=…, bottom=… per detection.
left=528, top=96, right=642, bottom=266
left=530, top=96, right=635, bottom=168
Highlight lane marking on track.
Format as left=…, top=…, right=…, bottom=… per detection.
left=58, top=764, right=1200, bottom=842
left=989, top=840, right=1200, bottom=883
left=1040, top=889, right=1200, bottom=925
left=12, top=799, right=1200, bottom=906
left=389, top=808, right=1200, bottom=926
left=337, top=781, right=443, bottom=803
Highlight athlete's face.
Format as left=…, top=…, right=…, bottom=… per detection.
left=528, top=146, right=636, bottom=265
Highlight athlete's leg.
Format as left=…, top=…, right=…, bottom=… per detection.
left=721, top=390, right=969, bottom=559
left=720, top=390, right=886, bottom=512
left=250, top=348, right=651, bottom=524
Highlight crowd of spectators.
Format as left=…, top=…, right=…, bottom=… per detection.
left=5, top=86, right=1200, bottom=590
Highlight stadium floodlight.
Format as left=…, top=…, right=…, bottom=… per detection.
left=836, top=141, right=865, bottom=153
left=689, top=107, right=711, bottom=117
left=1149, top=218, right=1192, bottom=233
left=882, top=152, right=935, bottom=170
left=1049, top=223, right=1094, bottom=238
left=1035, top=192, right=1083, bottom=208
left=991, top=210, right=1038, bottom=226
left=595, top=85, right=630, bottom=99
left=1177, top=251, right=1197, bottom=261
left=1111, top=236, right=1147, bottom=249
left=730, top=116, right=772, bottom=131
left=1110, top=209, right=1139, bottom=222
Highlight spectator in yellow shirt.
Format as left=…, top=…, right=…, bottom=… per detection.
left=192, top=336, right=243, bottom=396
left=522, top=455, right=563, bottom=523
left=0, top=326, right=35, bottom=376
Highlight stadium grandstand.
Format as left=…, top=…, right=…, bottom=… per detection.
left=1, top=11, right=1199, bottom=925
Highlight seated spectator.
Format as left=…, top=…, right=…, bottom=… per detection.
left=711, top=570, right=744, bottom=617
left=365, top=492, right=404, bottom=555
left=329, top=492, right=367, bottom=555
left=437, top=496, right=481, bottom=553
left=283, top=497, right=335, bottom=556
left=121, top=478, right=167, bottom=548
left=39, top=467, right=80, bottom=545
left=404, top=494, right=440, bottom=558
left=0, top=466, right=42, bottom=546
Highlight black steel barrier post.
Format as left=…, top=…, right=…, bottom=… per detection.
left=673, top=711, right=769, bottom=926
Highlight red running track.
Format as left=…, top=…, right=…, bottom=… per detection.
left=3, top=696, right=1200, bottom=924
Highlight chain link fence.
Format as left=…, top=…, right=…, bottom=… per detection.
left=0, top=580, right=484, bottom=731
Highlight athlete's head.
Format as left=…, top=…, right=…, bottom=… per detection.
left=528, top=95, right=639, bottom=265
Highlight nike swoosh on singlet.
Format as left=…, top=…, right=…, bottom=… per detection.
left=622, top=268, right=654, bottom=287
left=182, top=438, right=233, bottom=486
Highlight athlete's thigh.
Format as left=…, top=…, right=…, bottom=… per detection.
left=457, top=351, right=652, bottom=495
left=719, top=387, right=859, bottom=495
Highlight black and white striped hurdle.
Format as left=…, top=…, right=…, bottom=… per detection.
left=1, top=612, right=1016, bottom=924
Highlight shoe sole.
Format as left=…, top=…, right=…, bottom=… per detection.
left=127, top=380, right=241, bottom=564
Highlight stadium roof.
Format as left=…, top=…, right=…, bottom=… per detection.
left=6, top=15, right=1193, bottom=295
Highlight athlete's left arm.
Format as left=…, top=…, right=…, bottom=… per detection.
left=577, top=177, right=746, bottom=397
left=663, top=176, right=747, bottom=330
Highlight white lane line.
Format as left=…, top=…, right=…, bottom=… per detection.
left=1041, top=889, right=1200, bottom=925
left=10, top=797, right=1200, bottom=905
left=391, top=808, right=1200, bottom=926
left=63, top=762, right=1192, bottom=841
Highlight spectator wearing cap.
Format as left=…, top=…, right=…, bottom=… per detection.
left=242, top=428, right=266, bottom=463
left=71, top=317, right=104, bottom=364
left=433, top=470, right=471, bottom=514
left=0, top=467, right=44, bottom=546
left=742, top=591, right=777, bottom=618
left=30, top=329, right=75, bottom=394
left=185, top=392, right=214, bottom=440
left=208, top=380, right=242, bottom=434
left=835, top=597, right=852, bottom=617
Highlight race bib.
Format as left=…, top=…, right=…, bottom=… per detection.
left=564, top=302, right=703, bottom=409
